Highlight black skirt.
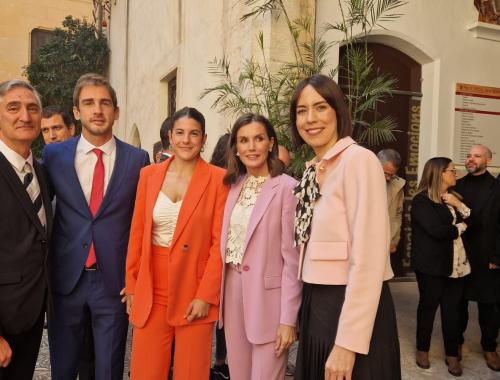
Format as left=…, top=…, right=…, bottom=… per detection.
left=294, top=281, right=401, bottom=380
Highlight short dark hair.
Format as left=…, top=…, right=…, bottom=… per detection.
left=73, top=73, right=118, bottom=108
left=171, top=107, right=205, bottom=135
left=210, top=133, right=230, bottom=169
left=42, top=106, right=73, bottom=128
left=289, top=74, right=352, bottom=149
left=224, top=113, right=284, bottom=185
left=160, top=116, right=173, bottom=149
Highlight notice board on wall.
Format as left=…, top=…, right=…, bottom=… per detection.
left=454, top=83, right=500, bottom=167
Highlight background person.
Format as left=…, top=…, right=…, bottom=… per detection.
left=124, top=107, right=228, bottom=380
left=219, top=113, right=301, bottom=380
left=377, top=148, right=406, bottom=254
left=0, top=80, right=52, bottom=380
left=43, top=73, right=150, bottom=380
left=454, top=144, right=500, bottom=372
left=290, top=74, right=400, bottom=380
left=411, top=157, right=471, bottom=376
left=41, top=106, right=75, bottom=144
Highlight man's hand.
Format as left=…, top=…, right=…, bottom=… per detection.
left=184, top=299, right=210, bottom=322
left=325, top=344, right=356, bottom=380
left=120, top=287, right=133, bottom=314
left=275, top=324, right=296, bottom=357
left=0, top=336, right=12, bottom=367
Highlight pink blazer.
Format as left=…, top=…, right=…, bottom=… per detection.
left=298, top=136, right=393, bottom=355
left=219, top=174, right=302, bottom=344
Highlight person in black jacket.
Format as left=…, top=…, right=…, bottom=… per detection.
left=0, top=80, right=53, bottom=380
left=454, top=145, right=500, bottom=372
left=411, top=157, right=471, bottom=376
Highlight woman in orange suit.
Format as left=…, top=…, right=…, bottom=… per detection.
left=123, top=107, right=228, bottom=379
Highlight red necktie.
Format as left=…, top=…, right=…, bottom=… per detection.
left=86, top=148, right=104, bottom=268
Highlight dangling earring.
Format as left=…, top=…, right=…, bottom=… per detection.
left=269, top=147, right=272, bottom=152
left=169, top=144, right=172, bottom=150
left=236, top=152, right=240, bottom=157
left=201, top=146, right=205, bottom=153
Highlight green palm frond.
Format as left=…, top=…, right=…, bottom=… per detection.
left=356, top=116, right=399, bottom=146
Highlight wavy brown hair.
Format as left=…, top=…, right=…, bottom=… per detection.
left=224, top=113, right=284, bottom=185
left=415, top=157, right=461, bottom=203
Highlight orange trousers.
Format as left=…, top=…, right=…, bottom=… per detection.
left=129, top=245, right=213, bottom=380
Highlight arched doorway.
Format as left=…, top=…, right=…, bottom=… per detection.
left=340, top=42, right=422, bottom=277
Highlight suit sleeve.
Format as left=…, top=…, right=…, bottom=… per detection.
left=195, top=175, right=229, bottom=305
left=125, top=167, right=148, bottom=294
left=335, top=151, right=390, bottom=355
left=141, top=151, right=151, bottom=167
left=411, top=195, right=459, bottom=240
left=279, top=178, right=302, bottom=326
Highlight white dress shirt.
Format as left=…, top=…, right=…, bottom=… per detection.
left=0, top=138, right=47, bottom=226
left=75, top=135, right=116, bottom=205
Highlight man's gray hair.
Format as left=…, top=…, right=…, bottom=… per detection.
left=377, top=148, right=402, bottom=168
left=0, top=79, right=42, bottom=108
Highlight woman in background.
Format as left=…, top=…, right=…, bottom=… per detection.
left=220, top=113, right=302, bottom=380
left=290, top=74, right=400, bottom=380
left=124, top=107, right=228, bottom=379
left=411, top=157, right=471, bottom=376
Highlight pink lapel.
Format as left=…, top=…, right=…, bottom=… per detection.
left=243, top=175, right=280, bottom=252
left=220, top=176, right=246, bottom=256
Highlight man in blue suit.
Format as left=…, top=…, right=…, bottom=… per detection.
left=42, top=73, right=150, bottom=379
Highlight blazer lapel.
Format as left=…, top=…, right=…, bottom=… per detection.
left=0, top=153, right=46, bottom=235
left=170, top=158, right=211, bottom=248
left=95, top=138, right=130, bottom=219
left=220, top=176, right=246, bottom=255
left=243, top=175, right=280, bottom=253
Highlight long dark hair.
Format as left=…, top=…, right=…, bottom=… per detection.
left=210, top=133, right=230, bottom=169
left=289, top=74, right=352, bottom=149
left=224, top=113, right=284, bottom=185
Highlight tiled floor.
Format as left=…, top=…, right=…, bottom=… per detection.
left=34, top=281, right=499, bottom=379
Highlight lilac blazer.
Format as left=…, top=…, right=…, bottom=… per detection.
left=219, top=173, right=302, bottom=344
left=298, top=136, right=394, bottom=355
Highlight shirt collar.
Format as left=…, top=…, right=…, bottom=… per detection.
left=0, top=137, right=34, bottom=172
left=306, top=136, right=357, bottom=168
left=77, top=134, right=116, bottom=156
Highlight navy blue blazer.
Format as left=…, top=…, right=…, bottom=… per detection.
left=42, top=136, right=150, bottom=296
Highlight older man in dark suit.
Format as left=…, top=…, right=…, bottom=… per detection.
left=0, top=80, right=53, bottom=380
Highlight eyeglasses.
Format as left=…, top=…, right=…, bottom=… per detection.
left=443, top=169, right=457, bottom=174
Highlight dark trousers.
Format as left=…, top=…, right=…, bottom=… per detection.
left=416, top=272, right=466, bottom=356
left=0, top=311, right=44, bottom=380
left=79, top=315, right=96, bottom=380
left=215, top=326, right=227, bottom=361
left=48, top=270, right=128, bottom=380
left=460, top=300, right=500, bottom=352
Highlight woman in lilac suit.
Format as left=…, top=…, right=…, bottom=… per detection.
left=219, top=113, right=302, bottom=380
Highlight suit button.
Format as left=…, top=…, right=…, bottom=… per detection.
left=83, top=243, right=89, bottom=249
left=242, top=265, right=250, bottom=271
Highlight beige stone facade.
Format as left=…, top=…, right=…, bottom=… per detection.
left=0, top=0, right=93, bottom=82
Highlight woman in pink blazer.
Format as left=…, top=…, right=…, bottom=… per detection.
left=290, top=75, right=401, bottom=380
left=219, top=113, right=302, bottom=380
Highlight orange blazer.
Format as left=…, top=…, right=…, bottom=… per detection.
left=125, top=157, right=228, bottom=328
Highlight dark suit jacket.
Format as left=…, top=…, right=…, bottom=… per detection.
left=42, top=136, right=150, bottom=297
left=0, top=153, right=53, bottom=336
left=454, top=172, right=500, bottom=302
left=410, top=192, right=461, bottom=276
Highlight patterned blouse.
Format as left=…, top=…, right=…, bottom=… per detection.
left=448, top=203, right=471, bottom=278
left=225, top=176, right=267, bottom=265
